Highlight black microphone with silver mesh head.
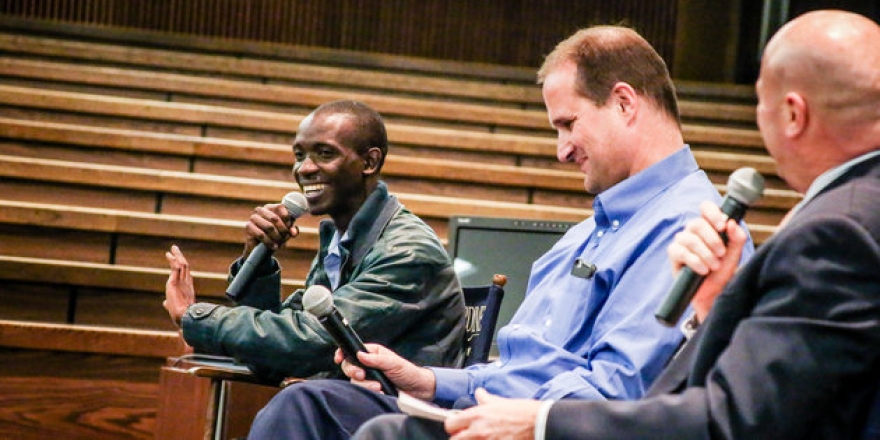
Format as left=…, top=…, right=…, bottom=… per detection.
left=303, top=285, right=397, bottom=396
left=226, top=192, right=309, bottom=301
left=655, top=167, right=765, bottom=327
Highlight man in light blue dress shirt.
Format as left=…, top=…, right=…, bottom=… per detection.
left=357, top=10, right=880, bottom=440
left=246, top=25, right=754, bottom=439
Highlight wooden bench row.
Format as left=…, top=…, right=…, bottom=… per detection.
left=0, top=153, right=593, bottom=225
left=0, top=56, right=757, bottom=134
left=0, top=318, right=181, bottom=359
left=0, top=31, right=542, bottom=107
left=0, top=249, right=301, bottom=332
left=0, top=84, right=769, bottom=173
left=0, top=57, right=550, bottom=135
left=0, top=117, right=794, bottom=220
left=0, top=115, right=784, bottom=196
left=0, top=198, right=317, bottom=275
left=0, top=252, right=302, bottom=303
left=0, top=151, right=785, bottom=240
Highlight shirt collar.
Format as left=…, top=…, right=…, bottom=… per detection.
left=327, top=229, right=350, bottom=257
left=592, top=145, right=699, bottom=229
left=788, top=150, right=880, bottom=217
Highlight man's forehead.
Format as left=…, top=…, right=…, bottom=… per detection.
left=295, top=112, right=357, bottom=148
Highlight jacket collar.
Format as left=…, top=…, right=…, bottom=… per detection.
left=317, top=181, right=400, bottom=281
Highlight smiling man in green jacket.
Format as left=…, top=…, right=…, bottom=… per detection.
left=163, top=100, right=466, bottom=383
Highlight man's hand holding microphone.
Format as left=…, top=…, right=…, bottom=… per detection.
left=665, top=200, right=751, bottom=323
left=658, top=167, right=763, bottom=325
left=226, top=192, right=309, bottom=301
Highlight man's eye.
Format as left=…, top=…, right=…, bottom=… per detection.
left=294, top=151, right=305, bottom=161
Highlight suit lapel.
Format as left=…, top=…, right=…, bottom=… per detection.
left=647, top=325, right=704, bottom=396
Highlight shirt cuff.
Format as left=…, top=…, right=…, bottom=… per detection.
left=429, top=367, right=472, bottom=404
left=534, top=400, right=556, bottom=440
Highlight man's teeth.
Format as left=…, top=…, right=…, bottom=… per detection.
left=303, top=184, right=325, bottom=194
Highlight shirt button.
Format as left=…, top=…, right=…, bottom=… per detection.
left=611, top=219, right=620, bottom=229
left=597, top=230, right=604, bottom=237
left=545, top=319, right=552, bottom=327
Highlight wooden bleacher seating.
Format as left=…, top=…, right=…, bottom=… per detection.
left=0, top=17, right=793, bottom=438
left=0, top=29, right=544, bottom=107
left=0, top=115, right=783, bottom=198
left=0, top=83, right=768, bottom=167
left=0, top=57, right=759, bottom=134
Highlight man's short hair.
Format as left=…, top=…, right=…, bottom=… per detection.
left=537, top=26, right=680, bottom=126
left=312, top=100, right=389, bottom=171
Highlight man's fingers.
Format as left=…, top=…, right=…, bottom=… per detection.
left=340, top=359, right=367, bottom=381
left=349, top=378, right=383, bottom=393
left=699, top=201, right=728, bottom=230
left=246, top=205, right=293, bottom=249
left=726, top=219, right=748, bottom=248
left=669, top=230, right=715, bottom=275
left=445, top=408, right=470, bottom=436
left=474, top=388, right=502, bottom=404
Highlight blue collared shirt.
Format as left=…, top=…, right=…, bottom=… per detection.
left=432, top=146, right=753, bottom=404
left=323, top=230, right=349, bottom=291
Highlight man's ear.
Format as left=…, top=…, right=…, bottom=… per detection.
left=362, top=147, right=382, bottom=176
left=611, top=82, right=638, bottom=121
left=784, top=91, right=808, bottom=138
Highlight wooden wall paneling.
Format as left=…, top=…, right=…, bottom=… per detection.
left=0, top=140, right=193, bottom=173
left=0, top=282, right=71, bottom=323
left=112, top=234, right=315, bottom=276
left=75, top=286, right=176, bottom=330
left=0, top=1, right=679, bottom=67
left=0, top=223, right=112, bottom=263
left=0, top=106, right=205, bottom=137
left=0, top=179, right=158, bottom=212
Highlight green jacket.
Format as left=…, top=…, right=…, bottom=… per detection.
left=181, top=182, right=466, bottom=382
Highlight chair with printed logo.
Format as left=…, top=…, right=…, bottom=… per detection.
left=461, top=274, right=506, bottom=366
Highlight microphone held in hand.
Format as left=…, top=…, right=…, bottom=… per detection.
left=302, top=285, right=398, bottom=396
left=226, top=192, right=309, bottom=301
left=655, top=167, right=765, bottom=327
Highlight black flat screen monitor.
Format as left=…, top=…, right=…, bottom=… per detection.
left=447, top=216, right=577, bottom=358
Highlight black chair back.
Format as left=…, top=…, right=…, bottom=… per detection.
left=863, top=384, right=880, bottom=439
left=462, top=274, right=506, bottom=366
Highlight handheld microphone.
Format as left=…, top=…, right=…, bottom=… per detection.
left=655, top=167, right=765, bottom=327
left=302, top=285, right=398, bottom=396
left=226, top=192, right=309, bottom=301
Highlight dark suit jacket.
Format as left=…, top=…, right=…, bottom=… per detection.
left=547, top=155, right=880, bottom=439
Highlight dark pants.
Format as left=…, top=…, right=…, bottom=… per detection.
left=247, top=379, right=399, bottom=440
left=352, top=414, right=448, bottom=440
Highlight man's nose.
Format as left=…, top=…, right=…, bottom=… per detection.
left=556, top=139, right=575, bottom=163
left=294, top=155, right=319, bottom=176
